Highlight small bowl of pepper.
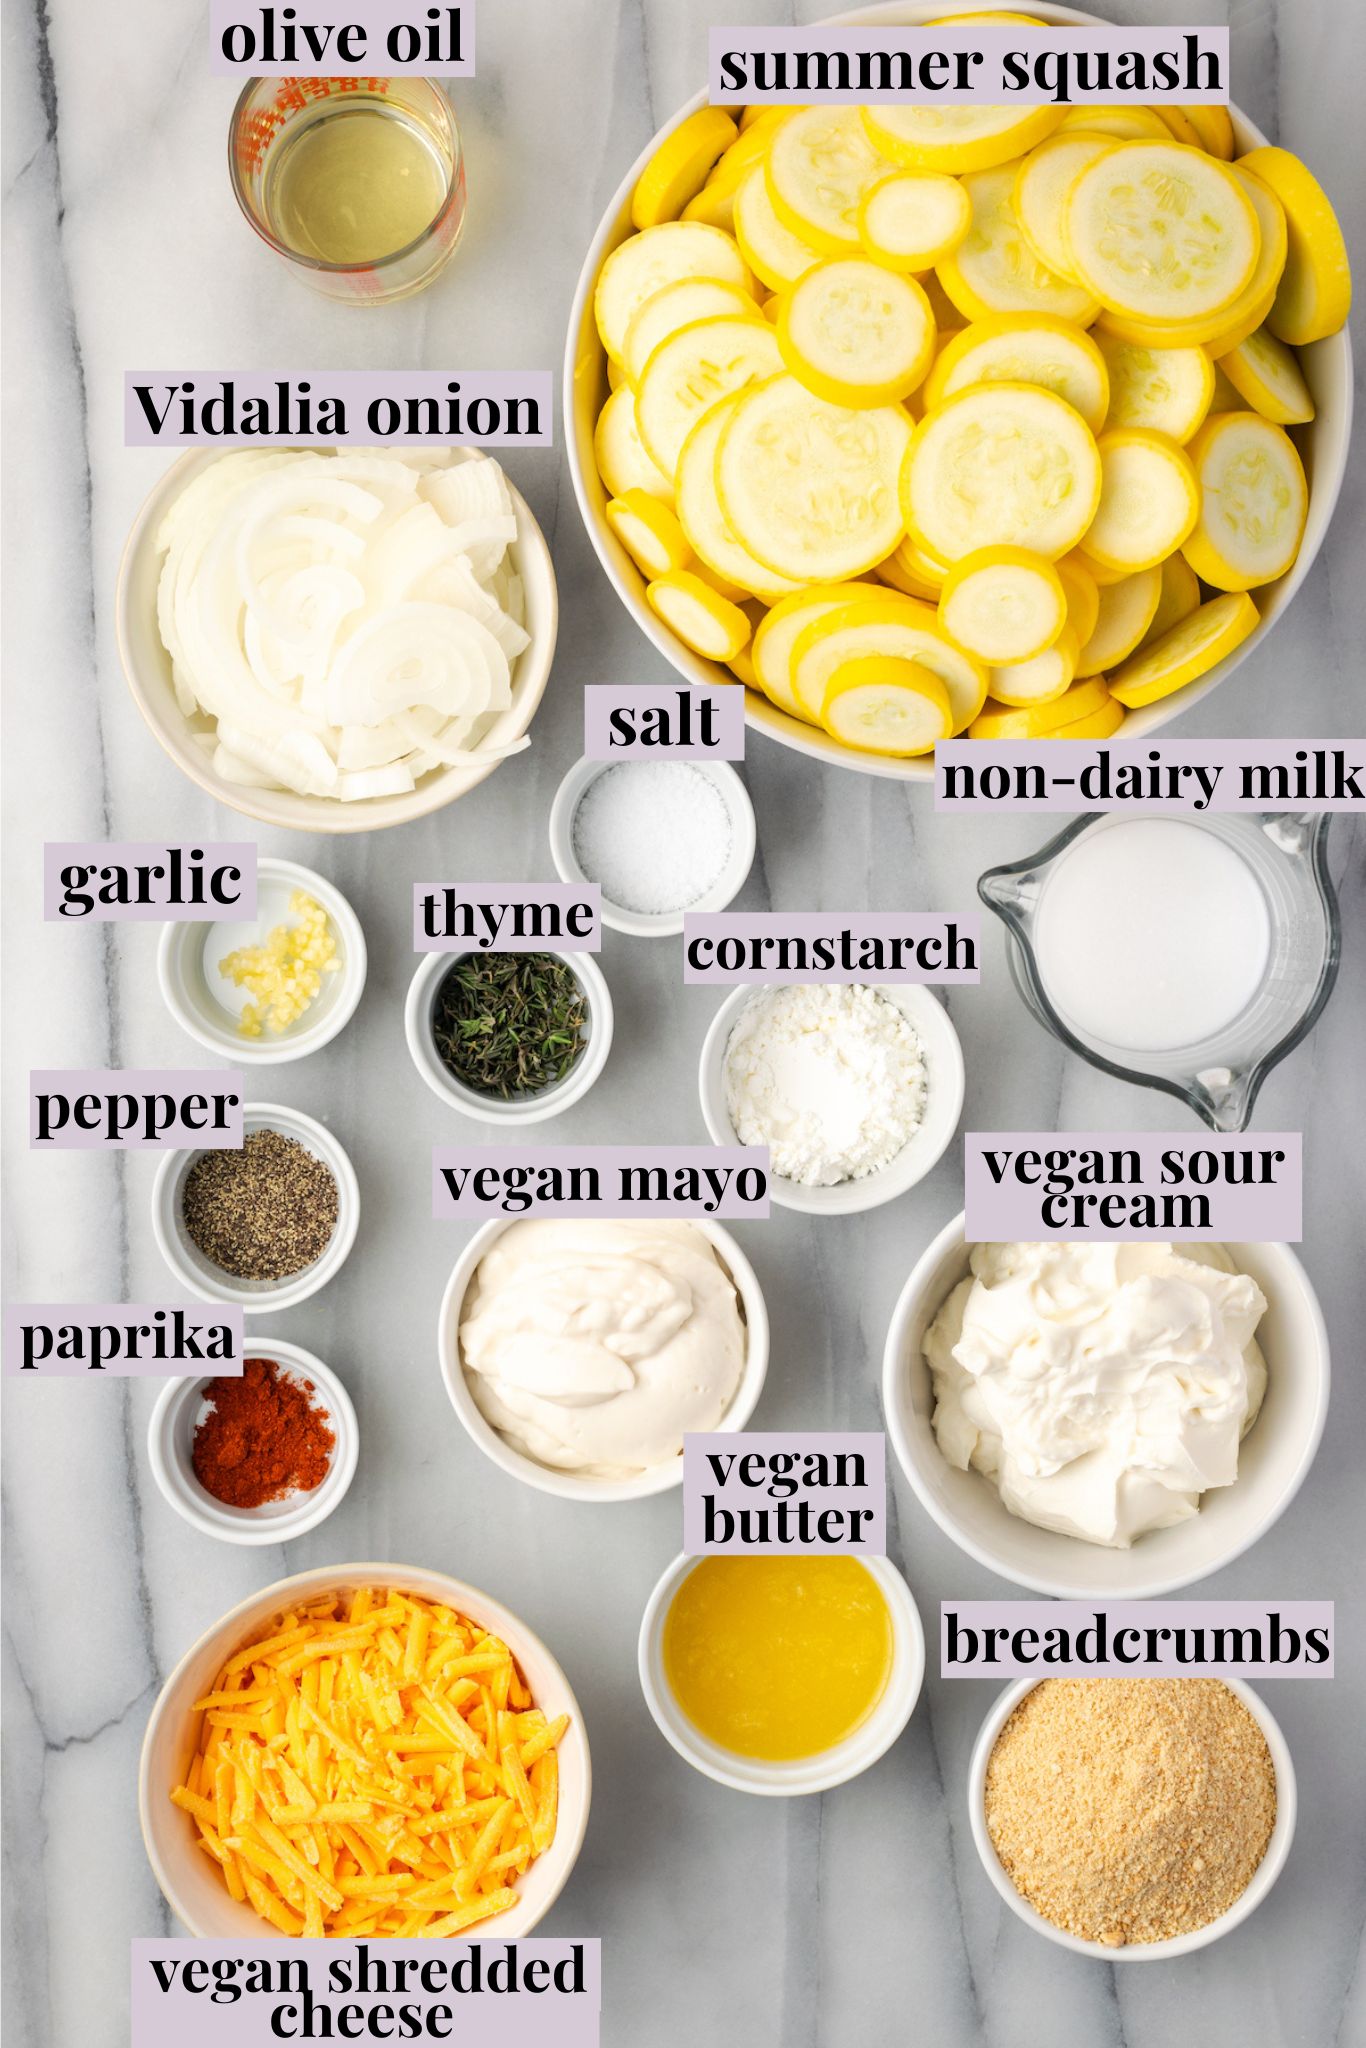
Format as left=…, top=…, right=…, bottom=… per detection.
left=151, top=1102, right=360, bottom=1311
left=404, top=949, right=613, bottom=1125
left=147, top=1340, right=359, bottom=1546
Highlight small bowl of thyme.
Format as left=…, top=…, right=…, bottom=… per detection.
left=151, top=1102, right=361, bottom=1311
left=405, top=949, right=613, bottom=1124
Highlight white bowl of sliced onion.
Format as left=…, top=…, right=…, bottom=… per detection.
left=116, top=447, right=558, bottom=833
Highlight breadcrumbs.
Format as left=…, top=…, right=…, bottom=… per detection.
left=984, top=1679, right=1276, bottom=1946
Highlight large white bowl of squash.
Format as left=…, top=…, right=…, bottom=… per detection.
left=564, top=1, right=1352, bottom=780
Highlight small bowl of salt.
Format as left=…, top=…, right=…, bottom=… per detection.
left=549, top=756, right=755, bottom=937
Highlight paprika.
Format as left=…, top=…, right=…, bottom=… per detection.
left=192, top=1356, right=335, bottom=1509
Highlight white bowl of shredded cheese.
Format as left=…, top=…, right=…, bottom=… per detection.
left=698, top=982, right=964, bottom=1215
left=139, top=1561, right=591, bottom=1939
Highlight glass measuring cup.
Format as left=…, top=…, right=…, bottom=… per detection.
left=978, top=813, right=1340, bottom=1133
left=229, top=77, right=467, bottom=304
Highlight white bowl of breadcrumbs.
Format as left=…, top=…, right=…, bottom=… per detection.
left=969, top=1676, right=1297, bottom=1959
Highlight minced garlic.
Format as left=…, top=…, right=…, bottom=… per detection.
left=220, top=891, right=340, bottom=1037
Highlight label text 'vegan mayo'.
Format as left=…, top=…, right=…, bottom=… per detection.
left=925, top=1242, right=1267, bottom=1548
left=459, top=1220, right=746, bottom=1477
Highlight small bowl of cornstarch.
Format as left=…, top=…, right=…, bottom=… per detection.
left=699, top=982, right=965, bottom=1216
left=550, top=756, right=756, bottom=936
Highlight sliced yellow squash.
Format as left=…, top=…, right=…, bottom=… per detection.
left=1108, top=591, right=1259, bottom=705
left=1095, top=331, right=1214, bottom=442
left=594, top=385, right=674, bottom=503
left=635, top=314, right=782, bottom=477
left=674, top=396, right=806, bottom=603
left=1181, top=410, right=1308, bottom=590
left=646, top=570, right=753, bottom=661
left=1075, top=564, right=1163, bottom=673
left=858, top=171, right=971, bottom=271
left=765, top=108, right=898, bottom=256
left=1013, top=132, right=1114, bottom=282
left=989, top=626, right=1080, bottom=707
left=1065, top=143, right=1260, bottom=325
left=622, top=277, right=763, bottom=387
left=777, top=259, right=935, bottom=407
left=733, top=164, right=825, bottom=294
left=1078, top=428, right=1200, bottom=575
left=939, top=545, right=1067, bottom=665
left=862, top=104, right=1064, bottom=176
left=903, top=382, right=1102, bottom=563
left=1218, top=325, right=1315, bottom=426
left=819, top=654, right=952, bottom=755
left=594, top=221, right=754, bottom=365
left=716, top=373, right=912, bottom=582
left=1139, top=550, right=1202, bottom=649
left=924, top=313, right=1109, bottom=432
left=631, top=108, right=738, bottom=230
left=939, top=165, right=1101, bottom=326
left=1238, top=146, right=1352, bottom=345
left=605, top=490, right=692, bottom=579
left=790, top=593, right=988, bottom=732
left=969, top=673, right=1111, bottom=737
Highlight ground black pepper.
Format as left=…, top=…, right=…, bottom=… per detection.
left=182, top=1129, right=339, bottom=1281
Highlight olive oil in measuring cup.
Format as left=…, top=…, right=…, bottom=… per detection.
left=230, top=79, right=466, bottom=302
left=263, top=98, right=450, bottom=266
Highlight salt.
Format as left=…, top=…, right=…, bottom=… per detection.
left=571, top=762, right=733, bottom=915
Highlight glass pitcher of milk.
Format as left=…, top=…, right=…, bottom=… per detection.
left=978, top=814, right=1340, bottom=1132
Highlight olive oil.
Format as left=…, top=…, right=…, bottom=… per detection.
left=263, top=99, right=451, bottom=266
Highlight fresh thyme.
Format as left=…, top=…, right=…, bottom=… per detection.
left=431, top=954, right=589, bottom=1099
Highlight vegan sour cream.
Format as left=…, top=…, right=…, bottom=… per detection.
left=924, top=1241, right=1268, bottom=1548
left=458, top=1219, right=746, bottom=1477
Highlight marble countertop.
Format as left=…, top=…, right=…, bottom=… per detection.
left=4, top=1, right=1365, bottom=2043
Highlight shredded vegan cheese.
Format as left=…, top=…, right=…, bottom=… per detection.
left=171, top=1587, right=568, bottom=1937
left=220, top=891, right=340, bottom=1037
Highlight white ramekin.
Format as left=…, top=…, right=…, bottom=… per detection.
left=968, top=1675, right=1297, bottom=1959
left=698, top=983, right=965, bottom=1214
left=437, top=1215, right=770, bottom=1501
left=405, top=949, right=613, bottom=1124
left=150, top=1101, right=361, bottom=1313
left=139, top=1562, right=591, bottom=1937
left=146, top=1338, right=359, bottom=1545
left=116, top=449, right=558, bottom=834
left=547, top=754, right=757, bottom=937
left=882, top=1214, right=1331, bottom=1599
left=638, top=1551, right=925, bottom=1794
left=563, top=0, right=1352, bottom=782
left=157, top=856, right=367, bottom=1064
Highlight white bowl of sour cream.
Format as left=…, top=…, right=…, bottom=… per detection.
left=882, top=1215, right=1329, bottom=1599
left=437, top=1216, right=770, bottom=1501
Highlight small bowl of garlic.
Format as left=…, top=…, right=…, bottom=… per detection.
left=158, top=857, right=367, bottom=1065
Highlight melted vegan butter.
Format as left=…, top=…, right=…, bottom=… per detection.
left=663, top=1556, right=893, bottom=1762
left=264, top=102, right=449, bottom=265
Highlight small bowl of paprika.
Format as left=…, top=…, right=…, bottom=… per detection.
left=147, top=1339, right=358, bottom=1546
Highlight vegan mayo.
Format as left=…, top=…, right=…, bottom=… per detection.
left=458, top=1219, right=746, bottom=1477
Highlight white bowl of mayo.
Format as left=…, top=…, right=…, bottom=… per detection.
left=882, top=1213, right=1329, bottom=1599
left=438, top=1216, right=770, bottom=1501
